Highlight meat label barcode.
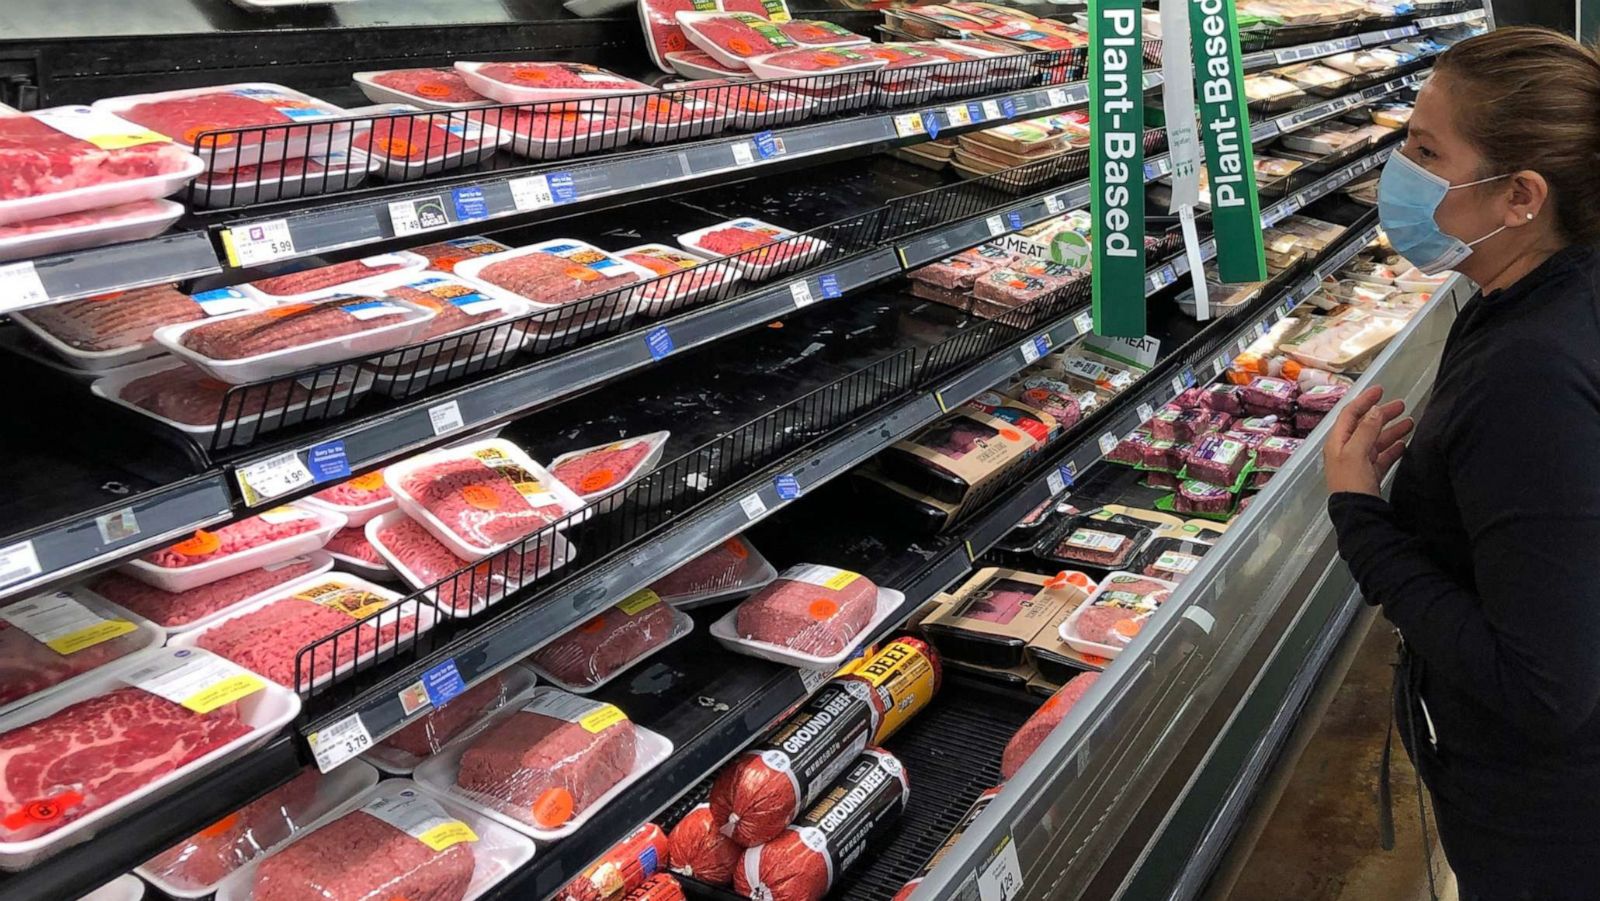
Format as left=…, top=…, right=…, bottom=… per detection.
left=985, top=215, right=1006, bottom=236
left=429, top=400, right=465, bottom=436
left=222, top=219, right=295, bottom=268
left=130, top=648, right=266, bottom=715
left=944, top=105, right=973, bottom=127
left=1097, top=433, right=1118, bottom=456
left=237, top=451, right=315, bottom=506
left=892, top=114, right=923, bottom=138
left=1019, top=338, right=1042, bottom=365
left=740, top=492, right=768, bottom=520
left=0, top=262, right=49, bottom=314
left=0, top=540, right=42, bottom=591
left=789, top=280, right=815, bottom=308
left=1047, top=87, right=1069, bottom=107
left=731, top=142, right=756, bottom=166
left=309, top=713, right=374, bottom=772
left=977, top=832, right=1024, bottom=901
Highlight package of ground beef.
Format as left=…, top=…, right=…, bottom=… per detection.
left=527, top=590, right=693, bottom=692
left=910, top=253, right=995, bottom=291
left=677, top=217, right=827, bottom=281
left=650, top=537, right=778, bottom=608
left=1240, top=376, right=1298, bottom=414
left=1012, top=375, right=1083, bottom=430
left=1198, top=384, right=1243, bottom=416
left=715, top=565, right=884, bottom=664
left=1182, top=434, right=1252, bottom=486
left=365, top=669, right=535, bottom=774
left=0, top=587, right=162, bottom=712
left=453, top=61, right=656, bottom=107
left=1144, top=470, right=1181, bottom=490
left=1130, top=537, right=1213, bottom=584
left=323, top=526, right=393, bottom=580
left=1149, top=406, right=1217, bottom=443
left=183, top=572, right=426, bottom=690
left=413, top=236, right=514, bottom=274
left=1059, top=572, right=1175, bottom=658
left=385, top=438, right=587, bottom=559
left=1233, top=415, right=1289, bottom=437
left=1106, top=429, right=1154, bottom=466
left=1294, top=410, right=1326, bottom=434
left=122, top=504, right=343, bottom=593
left=548, top=431, right=670, bottom=500
left=1296, top=383, right=1347, bottom=414
left=972, top=269, right=1054, bottom=309
left=1000, top=673, right=1100, bottom=780
left=1139, top=438, right=1186, bottom=473
left=676, top=11, right=799, bottom=69
left=12, top=283, right=209, bottom=370
left=301, top=471, right=396, bottom=527
left=641, top=0, right=724, bottom=73
left=354, top=68, right=490, bottom=108
left=1249, top=470, right=1275, bottom=490
left=744, top=46, right=889, bottom=80
left=1175, top=480, right=1234, bottom=516
left=366, top=511, right=572, bottom=617
left=1255, top=435, right=1303, bottom=470
left=1033, top=517, right=1150, bottom=570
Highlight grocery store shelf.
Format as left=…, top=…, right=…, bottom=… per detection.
left=1414, top=8, right=1486, bottom=28
left=1249, top=67, right=1428, bottom=143
left=1238, top=5, right=1479, bottom=71
left=22, top=231, right=222, bottom=307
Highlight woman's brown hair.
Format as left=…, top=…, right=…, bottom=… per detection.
left=1432, top=26, right=1600, bottom=244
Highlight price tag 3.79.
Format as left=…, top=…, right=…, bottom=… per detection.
left=309, top=713, right=374, bottom=772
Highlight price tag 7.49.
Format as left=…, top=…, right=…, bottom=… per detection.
left=309, top=713, right=374, bottom=772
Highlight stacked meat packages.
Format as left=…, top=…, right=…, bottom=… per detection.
left=905, top=210, right=1102, bottom=321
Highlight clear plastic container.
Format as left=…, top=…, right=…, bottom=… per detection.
left=0, top=586, right=164, bottom=717
left=650, top=536, right=778, bottom=608
left=95, top=83, right=354, bottom=173
left=92, top=357, right=375, bottom=438
left=0, top=199, right=184, bottom=264
left=383, top=438, right=588, bottom=560
left=453, top=61, right=656, bottom=112
left=364, top=667, right=539, bottom=775
left=676, top=217, right=828, bottom=281
left=120, top=504, right=344, bottom=593
left=547, top=431, right=670, bottom=500
left=526, top=590, right=694, bottom=693
left=0, top=647, right=301, bottom=871
left=1057, top=572, right=1176, bottom=659
left=364, top=510, right=577, bottom=618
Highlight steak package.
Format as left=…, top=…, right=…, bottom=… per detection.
left=139, top=762, right=377, bottom=896
left=878, top=410, right=1037, bottom=507
left=366, top=670, right=535, bottom=775
left=549, top=431, right=670, bottom=500
left=669, top=805, right=740, bottom=885
left=922, top=569, right=1089, bottom=668
left=1000, top=673, right=1101, bottom=779
left=1033, top=516, right=1151, bottom=571
left=650, top=536, right=778, bottom=608
left=890, top=785, right=1002, bottom=901
left=0, top=587, right=160, bottom=712
left=709, top=639, right=937, bottom=847
left=559, top=821, right=671, bottom=901
left=185, top=572, right=425, bottom=690
left=366, top=510, right=574, bottom=617
left=385, top=438, right=587, bottom=559
left=1059, top=573, right=1176, bottom=658
left=87, top=554, right=333, bottom=635
left=237, top=779, right=535, bottom=901
left=722, top=564, right=881, bottom=660
left=1129, top=537, right=1213, bottom=584
left=123, top=504, right=342, bottom=593
left=526, top=590, right=692, bottom=692
left=734, top=749, right=910, bottom=901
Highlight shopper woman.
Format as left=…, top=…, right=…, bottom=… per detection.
left=1322, top=25, right=1600, bottom=901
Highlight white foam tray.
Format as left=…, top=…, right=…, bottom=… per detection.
left=0, top=200, right=184, bottom=264
left=709, top=586, right=904, bottom=670
left=119, top=504, right=344, bottom=594
left=91, top=357, right=375, bottom=438
left=362, top=666, right=540, bottom=775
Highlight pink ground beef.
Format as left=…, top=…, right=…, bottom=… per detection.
left=120, top=366, right=323, bottom=427
left=197, top=590, right=415, bottom=687
left=1176, top=480, right=1233, bottom=515
left=476, top=62, right=644, bottom=91
left=1107, top=429, right=1154, bottom=466
left=1255, top=435, right=1303, bottom=470
left=551, top=440, right=654, bottom=496
left=1183, top=435, right=1250, bottom=485
left=1075, top=576, right=1171, bottom=647
left=911, top=255, right=993, bottom=290
left=374, top=516, right=559, bottom=614
left=89, top=559, right=320, bottom=628
left=695, top=227, right=807, bottom=265
left=312, top=477, right=391, bottom=508
left=402, top=457, right=566, bottom=551
left=651, top=537, right=764, bottom=602
left=370, top=68, right=486, bottom=104
left=1240, top=376, right=1298, bottom=414
left=324, top=527, right=385, bottom=566
left=1296, top=383, right=1347, bottom=413
left=144, top=510, right=321, bottom=568
left=1198, top=385, right=1243, bottom=416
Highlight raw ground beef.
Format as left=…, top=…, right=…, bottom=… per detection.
left=118, top=91, right=296, bottom=145
left=17, top=284, right=201, bottom=352
left=1182, top=435, right=1250, bottom=485
left=118, top=365, right=322, bottom=427
left=143, top=767, right=323, bottom=891
left=1294, top=410, right=1326, bottom=433
left=1140, top=438, right=1184, bottom=473
left=1240, top=376, right=1297, bottom=414
left=973, top=269, right=1052, bottom=308
left=734, top=565, right=877, bottom=656
left=1144, top=470, right=1181, bottom=490
left=413, top=237, right=513, bottom=274
left=385, top=279, right=510, bottom=342
left=1233, top=415, right=1289, bottom=437
left=1106, top=430, right=1153, bottom=466
left=1015, top=377, right=1083, bottom=428
left=475, top=63, right=645, bottom=91
left=252, top=806, right=475, bottom=901
left=1198, top=384, right=1243, bottom=416
left=753, top=47, right=878, bottom=72
left=551, top=440, right=654, bottom=495
left=196, top=587, right=414, bottom=688
left=402, top=457, right=567, bottom=551
left=0, top=687, right=250, bottom=841
left=382, top=674, right=507, bottom=760
left=651, top=537, right=764, bottom=602
left=250, top=257, right=411, bottom=299
left=1042, top=524, right=1140, bottom=569
left=909, top=280, right=970, bottom=311
left=1149, top=407, right=1215, bottom=443
left=371, top=69, right=487, bottom=104
left=180, top=296, right=417, bottom=360
left=682, top=14, right=794, bottom=59
left=357, top=115, right=476, bottom=163
left=477, top=251, right=639, bottom=309
left=643, top=0, right=722, bottom=60
left=313, top=474, right=391, bottom=508
left=1074, top=575, right=1171, bottom=648
left=144, top=508, right=321, bottom=568
left=0, top=114, right=195, bottom=202
left=324, top=527, right=385, bottom=566
left=90, top=558, right=321, bottom=628
left=669, top=804, right=740, bottom=884
left=1176, top=480, right=1233, bottom=515
left=502, top=110, right=633, bottom=147
left=559, top=823, right=673, bottom=901
left=455, top=699, right=637, bottom=829
left=0, top=600, right=146, bottom=705
left=910, top=254, right=993, bottom=290
left=373, top=516, right=559, bottom=614
left=1000, top=673, right=1099, bottom=779
left=1256, top=435, right=1303, bottom=470
left=529, top=592, right=678, bottom=688
left=694, top=227, right=808, bottom=265
left=0, top=199, right=169, bottom=237
left=777, top=19, right=862, bottom=45
left=1296, top=383, right=1347, bottom=413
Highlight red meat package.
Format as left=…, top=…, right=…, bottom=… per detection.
left=1060, top=573, right=1175, bottom=657
left=88, top=556, right=327, bottom=630
left=622, top=873, right=686, bottom=901
left=386, top=438, right=585, bottom=559
left=323, top=526, right=388, bottom=570
left=527, top=590, right=689, bottom=691
left=549, top=431, right=668, bottom=499
left=451, top=689, right=638, bottom=831
left=373, top=675, right=512, bottom=771
left=1000, top=673, right=1101, bottom=779
left=141, top=506, right=326, bottom=569
left=172, top=294, right=431, bottom=364
left=891, top=787, right=1002, bottom=901
left=249, top=787, right=478, bottom=901
left=709, top=639, right=937, bottom=846
left=0, top=108, right=198, bottom=211
left=311, top=471, right=392, bottom=509
left=642, top=0, right=724, bottom=72
left=192, top=574, right=418, bottom=689
left=362, top=68, right=488, bottom=105
left=734, top=749, right=910, bottom=901
left=413, top=236, right=513, bottom=274
left=677, top=12, right=798, bottom=67
left=650, top=536, right=775, bottom=607
left=15, top=283, right=203, bottom=355
left=669, top=804, right=741, bottom=885
left=367, top=513, right=565, bottom=617
left=557, top=821, right=671, bottom=901
left=730, top=564, right=879, bottom=657
left=0, top=588, right=153, bottom=708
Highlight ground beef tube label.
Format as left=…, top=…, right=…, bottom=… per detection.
left=362, top=788, right=479, bottom=851
left=835, top=638, right=940, bottom=744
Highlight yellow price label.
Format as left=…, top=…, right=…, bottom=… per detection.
left=579, top=703, right=628, bottom=734
left=45, top=619, right=137, bottom=655
left=617, top=589, right=662, bottom=616
left=822, top=570, right=860, bottom=591
left=84, top=129, right=169, bottom=150
left=182, top=673, right=266, bottom=715
left=418, top=820, right=479, bottom=851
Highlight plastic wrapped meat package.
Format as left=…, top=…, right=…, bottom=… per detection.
left=11, top=283, right=212, bottom=371
left=413, top=236, right=513, bottom=274
left=87, top=553, right=333, bottom=635
left=922, top=568, right=1089, bottom=668
left=559, top=822, right=673, bottom=901
left=139, top=762, right=379, bottom=897
left=92, top=358, right=374, bottom=437
left=909, top=249, right=998, bottom=291
left=1033, top=516, right=1150, bottom=570
left=414, top=687, right=672, bottom=840
left=351, top=105, right=510, bottom=181
left=121, top=504, right=343, bottom=593
left=175, top=572, right=434, bottom=691
left=0, top=646, right=299, bottom=869
left=675, top=12, right=798, bottom=69
left=649, top=536, right=778, bottom=607
left=1175, top=480, right=1234, bottom=516
left=453, top=61, right=656, bottom=110
left=1277, top=308, right=1406, bottom=372
left=526, top=590, right=692, bottom=692
left=615, top=243, right=741, bottom=311
left=366, top=511, right=574, bottom=618
left=685, top=81, right=815, bottom=130
left=1130, top=537, right=1213, bottom=583
left=240, top=252, right=428, bottom=305
left=1148, top=406, right=1219, bottom=443
left=353, top=68, right=490, bottom=108
left=0, top=586, right=161, bottom=713
left=1106, top=428, right=1155, bottom=467
left=1182, top=434, right=1252, bottom=487
left=877, top=410, right=1037, bottom=506
left=548, top=431, right=670, bottom=500
left=669, top=805, right=740, bottom=885
left=384, top=438, right=587, bottom=560
left=1239, top=376, right=1298, bottom=415
left=1059, top=572, right=1176, bottom=658
left=301, top=472, right=395, bottom=526
left=640, top=0, right=726, bottom=73
left=97, top=83, right=351, bottom=174
left=500, top=109, right=640, bottom=160
left=676, top=217, right=827, bottom=281
left=0, top=198, right=184, bottom=262
left=365, top=669, right=537, bottom=774
left=1296, top=382, right=1347, bottom=415
left=366, top=274, right=534, bottom=392
left=744, top=46, right=888, bottom=85
left=1011, top=374, right=1083, bottom=430
left=1000, top=672, right=1100, bottom=779
left=188, top=150, right=376, bottom=209
left=1255, top=435, right=1304, bottom=471
left=322, top=526, right=393, bottom=580
left=219, top=778, right=535, bottom=901
left=713, top=565, right=898, bottom=667
left=454, top=240, right=654, bottom=333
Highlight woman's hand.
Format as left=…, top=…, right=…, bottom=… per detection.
left=1324, top=385, right=1415, bottom=497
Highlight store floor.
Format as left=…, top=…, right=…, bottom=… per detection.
left=1218, top=616, right=1457, bottom=901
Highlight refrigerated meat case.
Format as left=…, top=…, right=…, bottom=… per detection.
left=0, top=1, right=1490, bottom=899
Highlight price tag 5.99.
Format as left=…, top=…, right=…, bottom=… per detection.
left=222, top=219, right=295, bottom=268
left=309, top=713, right=373, bottom=772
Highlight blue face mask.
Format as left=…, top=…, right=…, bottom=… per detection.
left=1378, top=151, right=1511, bottom=275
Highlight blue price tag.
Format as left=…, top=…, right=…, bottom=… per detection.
left=646, top=326, right=674, bottom=360
left=1000, top=97, right=1017, bottom=117
left=1007, top=211, right=1024, bottom=230
left=307, top=440, right=350, bottom=483
left=1032, top=335, right=1051, bottom=358
left=754, top=131, right=781, bottom=159
left=1059, top=463, right=1076, bottom=488
left=548, top=172, right=578, bottom=204
left=774, top=474, right=800, bottom=500
left=967, top=102, right=985, bottom=122
left=921, top=111, right=940, bottom=140
left=451, top=186, right=488, bottom=222
left=1182, top=366, right=1198, bottom=388
left=818, top=273, right=842, bottom=299
left=421, top=659, right=467, bottom=707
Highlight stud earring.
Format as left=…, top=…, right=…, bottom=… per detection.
left=1527, top=213, right=1535, bottom=220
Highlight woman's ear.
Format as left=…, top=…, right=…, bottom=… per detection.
left=1504, top=169, right=1550, bottom=228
